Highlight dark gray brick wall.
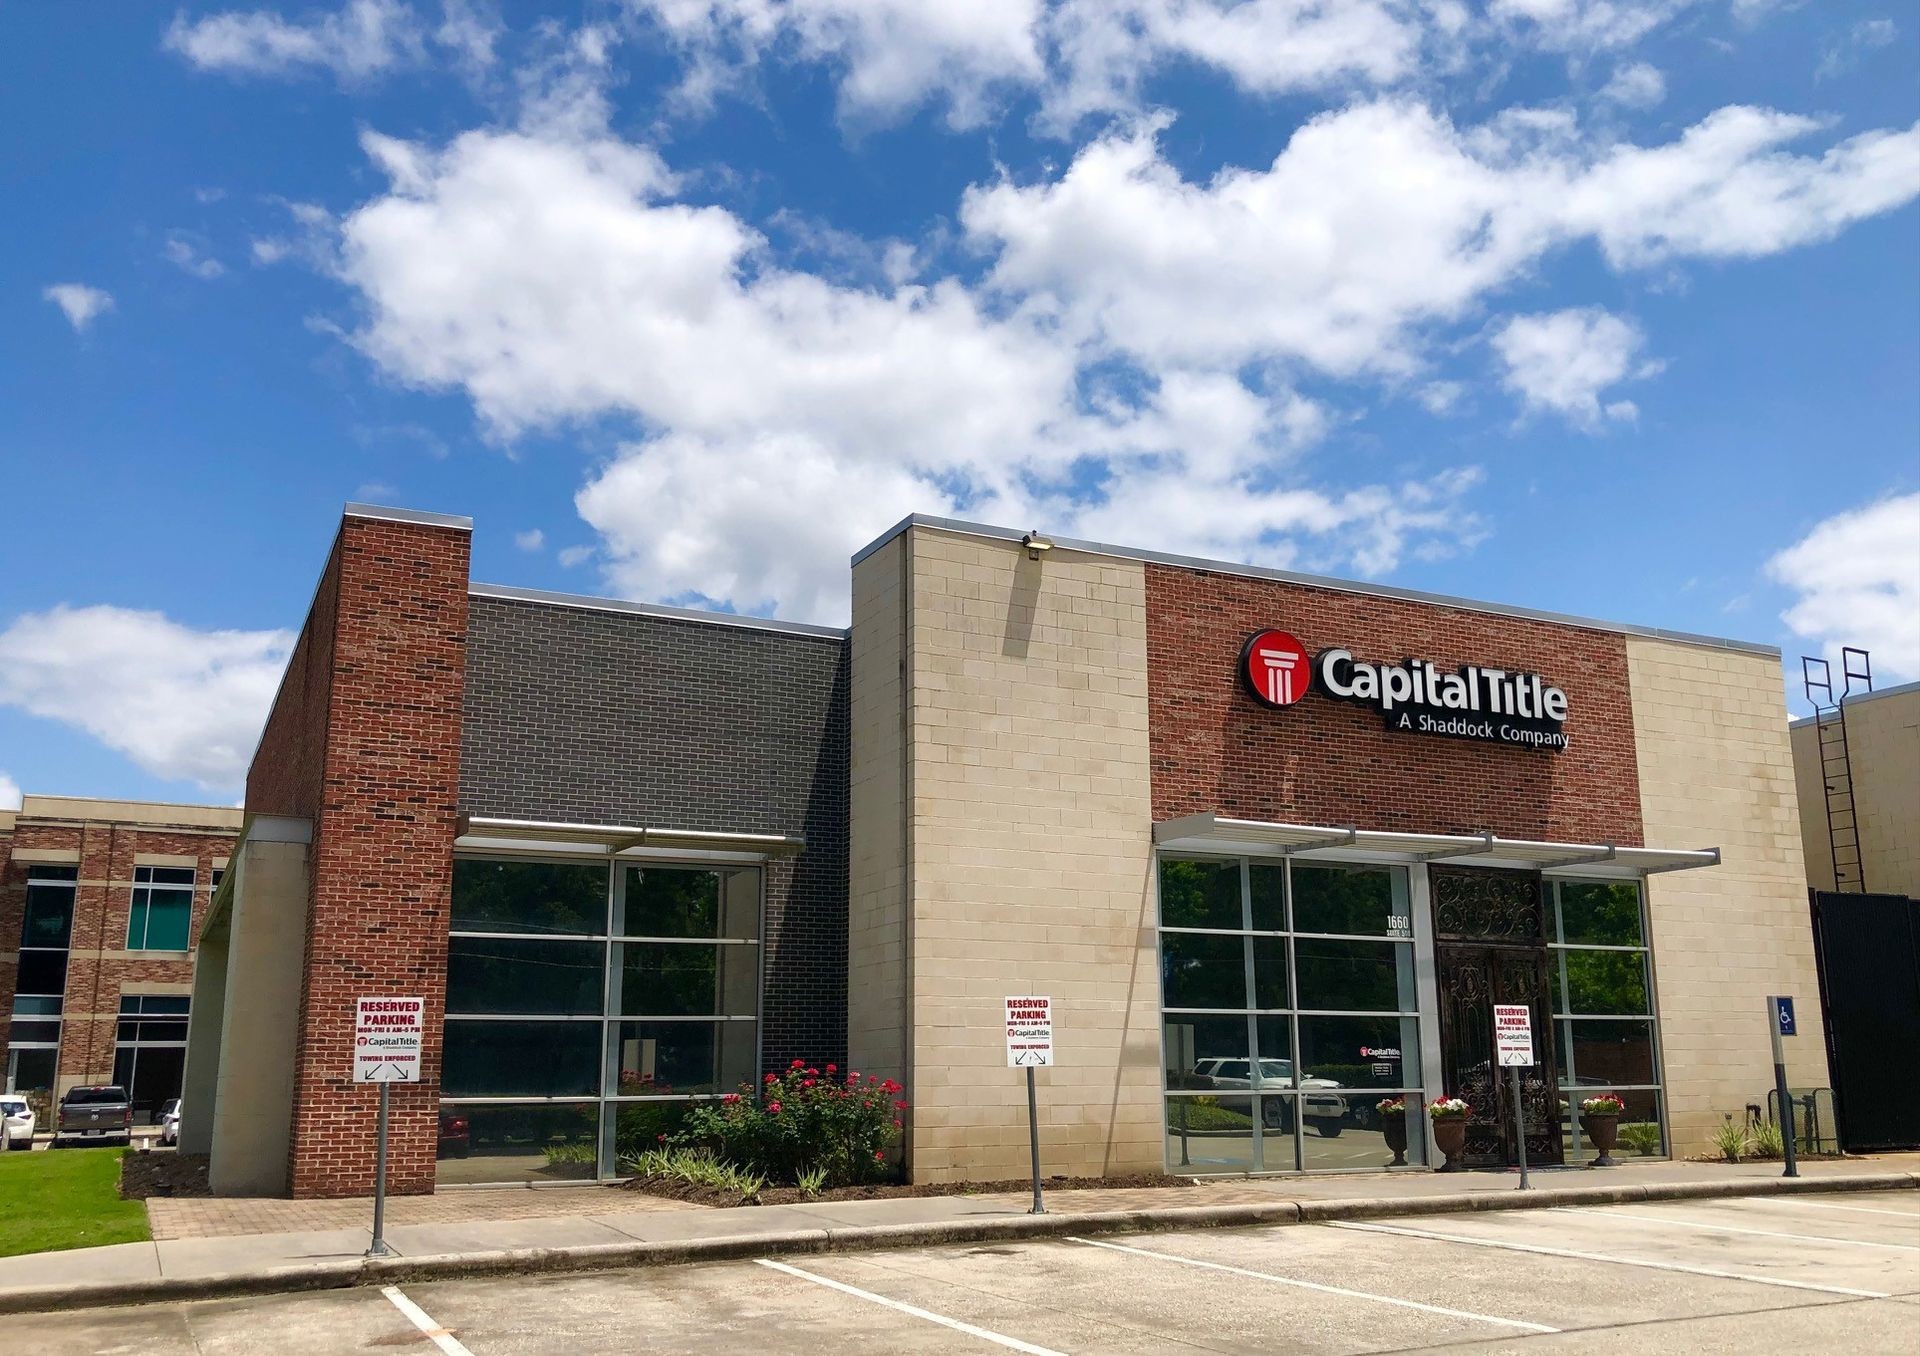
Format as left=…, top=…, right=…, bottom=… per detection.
left=461, top=595, right=849, bottom=1072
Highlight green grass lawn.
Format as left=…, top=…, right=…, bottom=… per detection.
left=0, top=1148, right=151, bottom=1257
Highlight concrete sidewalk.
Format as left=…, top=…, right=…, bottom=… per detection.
left=3, top=1153, right=1915, bottom=1316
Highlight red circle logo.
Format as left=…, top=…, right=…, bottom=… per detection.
left=1243, top=629, right=1309, bottom=707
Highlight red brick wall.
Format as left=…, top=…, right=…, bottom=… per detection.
left=247, top=543, right=342, bottom=823
left=1146, top=564, right=1644, bottom=845
left=1, top=819, right=233, bottom=1090
left=282, top=514, right=469, bottom=1198
left=0, top=820, right=21, bottom=1042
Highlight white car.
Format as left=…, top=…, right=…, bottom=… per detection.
left=1, top=1096, right=35, bottom=1150
left=1191, top=1057, right=1349, bottom=1136
left=156, top=1098, right=182, bottom=1147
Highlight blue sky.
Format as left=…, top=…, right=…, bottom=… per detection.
left=2, top=0, right=1917, bottom=807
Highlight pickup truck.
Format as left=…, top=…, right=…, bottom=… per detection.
left=52, top=1085, right=133, bottom=1148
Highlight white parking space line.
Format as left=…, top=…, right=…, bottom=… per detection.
left=1553, top=1205, right=1920, bottom=1252
left=381, top=1285, right=476, bottom=1356
left=1780, top=1199, right=1920, bottom=1220
left=1065, top=1235, right=1558, bottom=1334
left=1329, top=1220, right=1891, bottom=1298
left=754, top=1258, right=1069, bottom=1356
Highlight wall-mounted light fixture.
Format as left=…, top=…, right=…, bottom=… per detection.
left=1022, top=531, right=1054, bottom=561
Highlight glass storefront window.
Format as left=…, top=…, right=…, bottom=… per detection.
left=436, top=1103, right=600, bottom=1186
left=442, top=1020, right=602, bottom=1098
left=1157, top=856, right=1422, bottom=1174
left=1549, top=878, right=1667, bottom=1159
left=442, top=855, right=763, bottom=1182
left=1555, top=881, right=1644, bottom=947
left=1290, top=864, right=1410, bottom=937
left=608, top=1020, right=756, bottom=1097
left=447, top=937, right=606, bottom=1016
left=1161, top=932, right=1247, bottom=1010
left=1563, top=949, right=1649, bottom=1016
left=1297, top=1015, right=1422, bottom=1090
left=1293, top=938, right=1414, bottom=1012
left=1158, top=859, right=1242, bottom=930
left=451, top=860, right=609, bottom=935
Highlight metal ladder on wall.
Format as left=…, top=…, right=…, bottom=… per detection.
left=1802, top=648, right=1873, bottom=894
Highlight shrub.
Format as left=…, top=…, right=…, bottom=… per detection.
left=1713, top=1119, right=1749, bottom=1163
left=796, top=1164, right=828, bottom=1198
left=543, top=1141, right=594, bottom=1168
left=673, top=1060, right=906, bottom=1188
left=1618, top=1122, right=1663, bottom=1156
left=621, top=1147, right=765, bottom=1203
left=1748, top=1118, right=1786, bottom=1161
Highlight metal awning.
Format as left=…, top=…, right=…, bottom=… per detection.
left=455, top=816, right=805, bottom=858
left=1152, top=813, right=1718, bottom=878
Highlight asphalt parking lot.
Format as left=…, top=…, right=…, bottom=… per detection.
left=30, top=1191, right=1920, bottom=1354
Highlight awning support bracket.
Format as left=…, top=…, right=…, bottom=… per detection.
left=1416, top=832, right=1495, bottom=862
left=1282, top=827, right=1359, bottom=855
left=1640, top=847, right=1723, bottom=875
left=1538, top=844, right=1617, bottom=871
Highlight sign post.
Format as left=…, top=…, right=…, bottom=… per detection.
left=1005, top=996, right=1053, bottom=1216
left=1494, top=1004, right=1535, bottom=1191
left=355, top=996, right=424, bottom=1258
left=1769, top=996, right=1799, bottom=1179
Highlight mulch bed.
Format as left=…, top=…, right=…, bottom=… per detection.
left=122, top=1151, right=213, bottom=1200
left=624, top=1171, right=1195, bottom=1209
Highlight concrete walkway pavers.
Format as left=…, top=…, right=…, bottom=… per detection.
left=3, top=1153, right=1914, bottom=1315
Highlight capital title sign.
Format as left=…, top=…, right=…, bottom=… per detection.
left=1242, top=629, right=1571, bottom=752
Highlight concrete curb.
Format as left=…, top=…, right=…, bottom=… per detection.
left=3, top=1171, right=1913, bottom=1317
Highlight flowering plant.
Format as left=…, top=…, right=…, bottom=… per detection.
left=1375, top=1097, right=1406, bottom=1116
left=1427, top=1096, right=1471, bottom=1119
left=1580, top=1094, right=1626, bottom=1116
left=673, top=1060, right=906, bottom=1188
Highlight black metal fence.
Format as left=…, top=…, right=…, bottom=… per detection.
left=1809, top=889, right=1920, bottom=1152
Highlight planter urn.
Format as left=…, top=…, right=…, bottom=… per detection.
left=1581, top=1112, right=1621, bottom=1167
left=1431, top=1116, right=1468, bottom=1171
left=1382, top=1113, right=1409, bottom=1167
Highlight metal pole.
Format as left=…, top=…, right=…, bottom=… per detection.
left=1026, top=1065, right=1045, bottom=1215
left=1770, top=999, right=1798, bottom=1179
left=1511, top=1065, right=1530, bottom=1191
left=368, top=1082, right=392, bottom=1257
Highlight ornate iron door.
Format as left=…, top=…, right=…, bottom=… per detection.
left=1432, top=867, right=1563, bottom=1168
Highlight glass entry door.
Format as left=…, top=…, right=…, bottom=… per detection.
left=1431, top=866, right=1563, bottom=1168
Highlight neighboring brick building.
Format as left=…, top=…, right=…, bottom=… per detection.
left=1, top=794, right=241, bottom=1125
left=189, top=504, right=1822, bottom=1197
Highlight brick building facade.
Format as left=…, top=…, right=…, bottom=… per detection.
left=185, top=505, right=1823, bottom=1197
left=2, top=795, right=241, bottom=1125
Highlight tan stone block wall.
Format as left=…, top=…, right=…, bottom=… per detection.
left=1789, top=717, right=1839, bottom=894
left=1626, top=638, right=1828, bottom=1156
left=1792, top=688, right=1920, bottom=900
left=898, top=528, right=1161, bottom=1183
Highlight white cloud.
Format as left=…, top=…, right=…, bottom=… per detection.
left=164, top=0, right=426, bottom=81
left=1817, top=18, right=1897, bottom=82
left=629, top=0, right=1426, bottom=131
left=633, top=0, right=1047, bottom=128
left=556, top=545, right=594, bottom=567
left=322, top=94, right=1918, bottom=622
left=1600, top=60, right=1665, bottom=108
left=1491, top=308, right=1657, bottom=427
left=1767, top=493, right=1920, bottom=681
left=164, top=235, right=226, bottom=280
left=1488, top=0, right=1690, bottom=51
left=0, top=606, right=295, bottom=792
left=962, top=103, right=1919, bottom=378
left=0, top=770, right=19, bottom=811
left=43, top=283, right=114, bottom=331
left=514, top=528, right=546, bottom=552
